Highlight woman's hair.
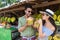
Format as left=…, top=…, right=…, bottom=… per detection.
left=42, top=17, right=57, bottom=36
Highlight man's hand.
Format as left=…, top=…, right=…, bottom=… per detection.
left=18, top=22, right=28, bottom=32
left=26, top=17, right=34, bottom=26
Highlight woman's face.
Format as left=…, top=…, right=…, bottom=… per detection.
left=41, top=13, right=49, bottom=20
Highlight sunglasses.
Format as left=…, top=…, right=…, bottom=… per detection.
left=41, top=14, right=48, bottom=16
left=28, top=11, right=32, bottom=13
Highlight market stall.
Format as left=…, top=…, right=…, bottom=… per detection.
left=0, top=0, right=60, bottom=40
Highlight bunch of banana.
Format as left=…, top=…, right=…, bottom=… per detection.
left=0, top=17, right=5, bottom=22
left=54, top=15, right=60, bottom=25
left=55, top=21, right=60, bottom=26
left=32, top=13, right=38, bottom=18
left=57, top=15, right=60, bottom=23
left=32, top=13, right=42, bottom=28
left=5, top=17, right=8, bottom=21
left=35, top=14, right=42, bottom=20
left=53, top=14, right=57, bottom=21
left=48, top=36, right=52, bottom=40
left=0, top=17, right=16, bottom=23
left=7, top=18, right=11, bottom=23
left=10, top=17, right=16, bottom=23
left=53, top=34, right=60, bottom=40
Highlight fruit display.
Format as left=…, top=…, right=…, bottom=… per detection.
left=32, top=13, right=42, bottom=20
left=54, top=10, right=60, bottom=25
left=27, top=17, right=34, bottom=25
left=53, top=14, right=60, bottom=25
left=0, top=17, right=16, bottom=23
left=32, top=13, right=42, bottom=28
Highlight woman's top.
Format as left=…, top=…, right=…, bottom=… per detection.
left=38, top=26, right=54, bottom=40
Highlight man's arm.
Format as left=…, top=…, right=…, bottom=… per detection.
left=18, top=23, right=27, bottom=32
left=18, top=18, right=28, bottom=32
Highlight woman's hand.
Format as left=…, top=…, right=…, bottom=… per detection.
left=38, top=19, right=42, bottom=24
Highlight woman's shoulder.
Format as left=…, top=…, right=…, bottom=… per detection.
left=51, top=26, right=55, bottom=31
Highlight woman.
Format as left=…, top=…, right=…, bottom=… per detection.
left=38, top=9, right=57, bottom=40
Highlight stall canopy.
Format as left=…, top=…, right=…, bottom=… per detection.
left=0, top=0, right=60, bottom=17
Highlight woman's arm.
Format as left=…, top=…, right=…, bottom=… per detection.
left=38, top=19, right=46, bottom=38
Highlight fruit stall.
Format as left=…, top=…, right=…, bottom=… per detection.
left=0, top=0, right=60, bottom=40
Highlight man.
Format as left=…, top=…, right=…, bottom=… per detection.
left=18, top=4, right=36, bottom=40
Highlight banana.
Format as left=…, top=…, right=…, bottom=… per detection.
left=1, top=17, right=5, bottom=22
left=5, top=17, right=8, bottom=21
left=10, top=17, right=16, bottom=23
left=53, top=14, right=57, bottom=21
left=57, top=15, right=60, bottom=23
left=7, top=18, right=11, bottom=23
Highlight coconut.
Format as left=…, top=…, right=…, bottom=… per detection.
left=27, top=17, right=34, bottom=25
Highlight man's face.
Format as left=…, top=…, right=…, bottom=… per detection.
left=25, top=8, right=32, bottom=17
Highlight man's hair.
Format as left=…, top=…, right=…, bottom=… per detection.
left=25, top=3, right=32, bottom=10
